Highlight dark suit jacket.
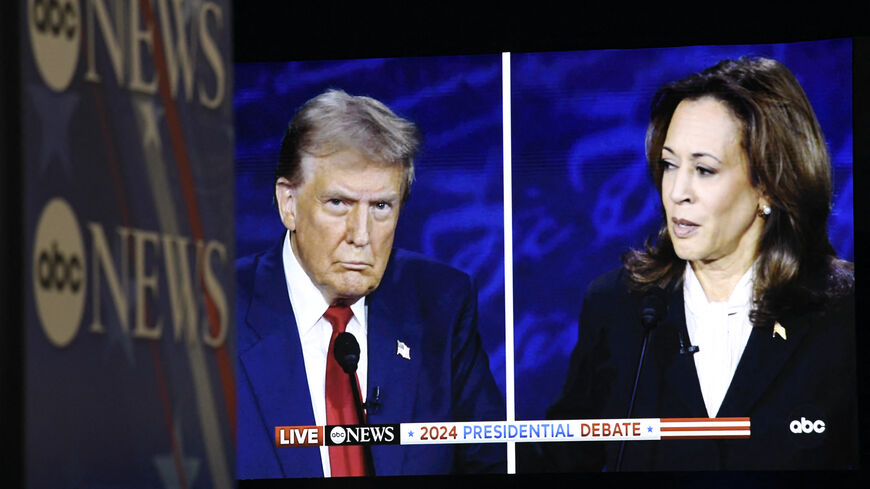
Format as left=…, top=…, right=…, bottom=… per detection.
left=544, top=268, right=857, bottom=471
left=236, top=238, right=506, bottom=478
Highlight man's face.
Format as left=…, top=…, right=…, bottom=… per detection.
left=276, top=149, right=404, bottom=304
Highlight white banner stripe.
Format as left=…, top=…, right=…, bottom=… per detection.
left=662, top=432, right=751, bottom=438
left=660, top=421, right=751, bottom=428
left=660, top=418, right=749, bottom=423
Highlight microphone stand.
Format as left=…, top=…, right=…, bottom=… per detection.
left=347, top=373, right=376, bottom=476
left=615, top=328, right=652, bottom=472
left=335, top=332, right=376, bottom=476
left=615, top=287, right=666, bottom=472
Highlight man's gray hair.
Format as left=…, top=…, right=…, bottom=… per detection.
left=276, top=89, right=421, bottom=203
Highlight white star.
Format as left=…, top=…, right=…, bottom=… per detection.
left=133, top=97, right=164, bottom=150
left=153, top=409, right=201, bottom=489
left=26, top=83, right=79, bottom=177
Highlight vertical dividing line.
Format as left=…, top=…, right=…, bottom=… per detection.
left=501, top=51, right=516, bottom=475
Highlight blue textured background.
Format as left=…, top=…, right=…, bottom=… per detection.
left=234, top=56, right=508, bottom=397
left=512, top=40, right=854, bottom=420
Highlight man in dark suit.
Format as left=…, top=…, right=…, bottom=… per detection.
left=236, top=89, right=505, bottom=478
left=541, top=268, right=857, bottom=471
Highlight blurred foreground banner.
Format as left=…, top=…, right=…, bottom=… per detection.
left=21, top=0, right=235, bottom=487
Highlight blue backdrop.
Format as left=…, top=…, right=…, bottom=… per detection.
left=234, top=56, right=508, bottom=397
left=511, top=39, right=854, bottom=420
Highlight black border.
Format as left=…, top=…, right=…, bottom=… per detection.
left=7, top=4, right=868, bottom=489
left=1, top=1, right=23, bottom=487
left=232, top=7, right=870, bottom=62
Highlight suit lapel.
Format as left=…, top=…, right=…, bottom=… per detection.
left=648, top=277, right=814, bottom=419
left=238, top=240, right=320, bottom=477
left=717, top=313, right=812, bottom=417
left=365, top=254, right=423, bottom=476
left=653, top=285, right=708, bottom=417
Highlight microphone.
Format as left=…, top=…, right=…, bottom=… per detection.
left=334, top=334, right=381, bottom=414
left=679, top=330, right=699, bottom=356
left=333, top=334, right=381, bottom=412
left=616, top=286, right=667, bottom=472
left=640, top=286, right=667, bottom=330
left=332, top=332, right=376, bottom=476
left=334, top=332, right=360, bottom=374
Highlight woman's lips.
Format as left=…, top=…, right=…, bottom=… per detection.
left=672, top=218, right=700, bottom=238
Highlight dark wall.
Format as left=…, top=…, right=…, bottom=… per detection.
left=1, top=1, right=22, bottom=486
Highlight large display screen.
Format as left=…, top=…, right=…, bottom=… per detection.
left=235, top=38, right=856, bottom=480
left=8, top=0, right=864, bottom=486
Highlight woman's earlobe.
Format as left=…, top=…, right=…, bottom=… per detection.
left=757, top=196, right=772, bottom=218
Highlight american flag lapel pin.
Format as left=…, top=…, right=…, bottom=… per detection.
left=772, top=321, right=787, bottom=340
left=396, top=340, right=411, bottom=360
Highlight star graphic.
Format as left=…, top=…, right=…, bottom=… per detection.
left=153, top=409, right=201, bottom=489
left=26, top=83, right=80, bottom=177
left=408, top=430, right=414, bottom=438
left=133, top=96, right=164, bottom=150
left=154, top=453, right=201, bottom=489
left=647, top=426, right=653, bottom=433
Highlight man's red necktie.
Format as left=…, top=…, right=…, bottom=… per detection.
left=323, top=305, right=366, bottom=477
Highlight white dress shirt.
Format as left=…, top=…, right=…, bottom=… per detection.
left=282, top=232, right=368, bottom=477
left=683, top=262, right=754, bottom=418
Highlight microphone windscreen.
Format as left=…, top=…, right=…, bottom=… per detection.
left=640, top=286, right=667, bottom=330
left=334, top=332, right=361, bottom=374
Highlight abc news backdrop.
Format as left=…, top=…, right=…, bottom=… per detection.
left=21, top=0, right=235, bottom=487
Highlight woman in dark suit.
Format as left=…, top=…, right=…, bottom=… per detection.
left=546, top=57, right=856, bottom=471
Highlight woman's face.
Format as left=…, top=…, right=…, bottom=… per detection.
left=661, top=97, right=766, bottom=272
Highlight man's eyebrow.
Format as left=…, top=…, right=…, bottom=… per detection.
left=320, top=189, right=401, bottom=201
left=372, top=191, right=400, bottom=202
left=319, top=188, right=355, bottom=201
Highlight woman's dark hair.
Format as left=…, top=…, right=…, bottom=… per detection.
left=624, top=57, right=852, bottom=328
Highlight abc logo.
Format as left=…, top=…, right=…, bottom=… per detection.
left=32, top=0, right=78, bottom=38
left=37, top=242, right=83, bottom=292
left=32, top=198, right=86, bottom=347
left=790, top=417, right=826, bottom=434
left=27, top=0, right=81, bottom=91
left=330, top=427, right=347, bottom=445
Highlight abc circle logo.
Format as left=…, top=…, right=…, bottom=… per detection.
left=37, top=242, right=83, bottom=293
left=790, top=417, right=826, bottom=434
left=32, top=0, right=77, bottom=38
left=330, top=427, right=347, bottom=445
left=28, top=0, right=81, bottom=91
left=32, top=198, right=87, bottom=347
